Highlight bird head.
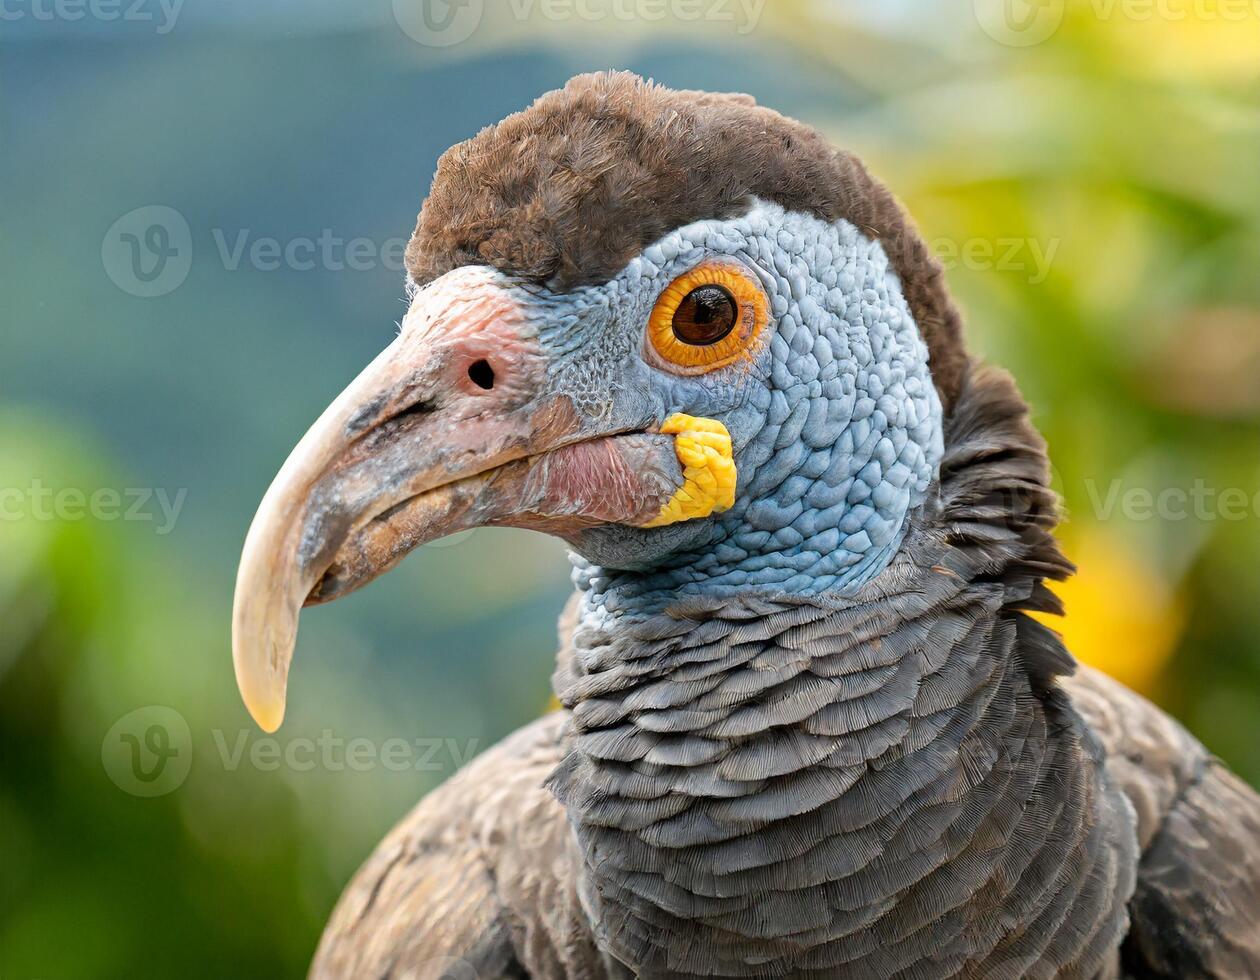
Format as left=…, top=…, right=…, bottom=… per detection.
left=233, top=72, right=971, bottom=732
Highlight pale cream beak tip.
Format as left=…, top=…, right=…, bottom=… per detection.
left=233, top=630, right=292, bottom=734
left=245, top=693, right=286, bottom=734
left=234, top=657, right=288, bottom=733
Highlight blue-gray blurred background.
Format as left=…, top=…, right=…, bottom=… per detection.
left=2, top=1, right=1258, bottom=976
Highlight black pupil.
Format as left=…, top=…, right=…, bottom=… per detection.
left=673, top=285, right=737, bottom=346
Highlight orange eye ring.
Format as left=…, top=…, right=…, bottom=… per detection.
left=646, top=259, right=769, bottom=374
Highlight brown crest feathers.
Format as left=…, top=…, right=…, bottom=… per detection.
left=406, top=71, right=968, bottom=409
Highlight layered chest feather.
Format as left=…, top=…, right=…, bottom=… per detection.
left=548, top=592, right=1136, bottom=979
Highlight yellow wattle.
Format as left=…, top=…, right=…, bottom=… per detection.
left=642, top=414, right=737, bottom=528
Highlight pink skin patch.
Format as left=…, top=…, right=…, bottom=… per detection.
left=298, top=266, right=685, bottom=603
left=509, top=433, right=682, bottom=527
left=401, top=266, right=545, bottom=408
left=308, top=432, right=680, bottom=603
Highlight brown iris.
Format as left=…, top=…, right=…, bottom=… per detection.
left=672, top=284, right=737, bottom=346
left=646, top=260, right=769, bottom=373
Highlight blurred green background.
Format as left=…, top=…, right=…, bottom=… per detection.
left=2, top=1, right=1257, bottom=976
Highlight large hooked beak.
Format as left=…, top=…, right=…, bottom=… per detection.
left=232, top=267, right=683, bottom=732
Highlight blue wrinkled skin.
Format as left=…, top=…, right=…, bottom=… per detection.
left=502, top=200, right=944, bottom=607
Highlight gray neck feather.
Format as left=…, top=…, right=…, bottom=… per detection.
left=548, top=368, right=1137, bottom=979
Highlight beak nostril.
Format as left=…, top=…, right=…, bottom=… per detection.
left=468, top=359, right=495, bottom=391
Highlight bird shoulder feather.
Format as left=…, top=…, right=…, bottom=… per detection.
left=1064, top=665, right=1260, bottom=978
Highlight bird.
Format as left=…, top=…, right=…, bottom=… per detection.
left=231, top=71, right=1260, bottom=979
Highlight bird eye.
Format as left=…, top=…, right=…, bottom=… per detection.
left=647, top=260, right=768, bottom=374
left=672, top=285, right=737, bottom=346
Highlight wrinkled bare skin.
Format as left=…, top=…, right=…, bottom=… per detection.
left=232, top=267, right=682, bottom=732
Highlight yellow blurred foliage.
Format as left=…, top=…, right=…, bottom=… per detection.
left=1083, top=0, right=1260, bottom=79
left=1036, top=525, right=1187, bottom=696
